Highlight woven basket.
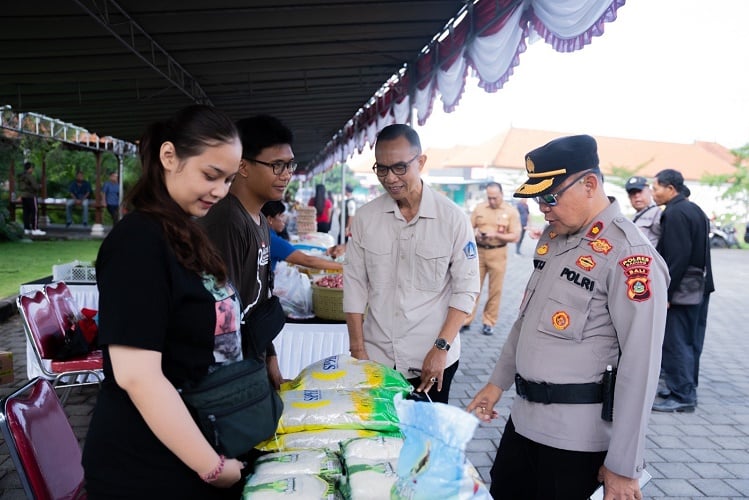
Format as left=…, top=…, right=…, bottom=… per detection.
left=311, top=284, right=344, bottom=321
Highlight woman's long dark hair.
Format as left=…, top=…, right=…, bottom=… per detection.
left=125, top=105, right=238, bottom=283
left=314, top=184, right=326, bottom=215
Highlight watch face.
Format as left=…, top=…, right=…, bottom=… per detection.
left=435, top=338, right=449, bottom=350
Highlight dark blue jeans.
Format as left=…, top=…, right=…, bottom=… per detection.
left=662, top=302, right=701, bottom=404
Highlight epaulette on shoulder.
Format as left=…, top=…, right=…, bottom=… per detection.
left=612, top=216, right=650, bottom=247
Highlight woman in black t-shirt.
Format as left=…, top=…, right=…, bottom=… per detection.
left=82, top=105, right=246, bottom=498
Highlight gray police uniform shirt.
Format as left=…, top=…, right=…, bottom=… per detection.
left=632, top=203, right=662, bottom=247
left=489, top=199, right=669, bottom=478
left=343, top=182, right=480, bottom=376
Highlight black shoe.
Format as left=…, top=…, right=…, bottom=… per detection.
left=652, top=397, right=696, bottom=413
left=460, top=325, right=470, bottom=333
left=481, top=324, right=494, bottom=336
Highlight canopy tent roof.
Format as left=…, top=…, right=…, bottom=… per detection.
left=0, top=0, right=623, bottom=175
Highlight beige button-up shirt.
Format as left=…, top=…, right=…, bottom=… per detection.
left=343, top=183, right=480, bottom=375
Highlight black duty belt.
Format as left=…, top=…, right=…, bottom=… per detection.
left=477, top=243, right=506, bottom=249
left=515, top=373, right=603, bottom=404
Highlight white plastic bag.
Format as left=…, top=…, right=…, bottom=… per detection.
left=274, top=262, right=314, bottom=319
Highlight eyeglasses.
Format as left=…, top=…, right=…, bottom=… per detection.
left=250, top=158, right=298, bottom=175
left=372, top=153, right=420, bottom=177
left=533, top=170, right=592, bottom=206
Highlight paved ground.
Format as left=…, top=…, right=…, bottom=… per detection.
left=0, top=238, right=747, bottom=498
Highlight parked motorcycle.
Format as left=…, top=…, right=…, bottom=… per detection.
left=709, top=223, right=740, bottom=249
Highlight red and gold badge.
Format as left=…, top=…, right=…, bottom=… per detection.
left=576, top=255, right=596, bottom=272
left=552, top=311, right=570, bottom=330
left=619, top=255, right=653, bottom=302
left=537, top=244, right=549, bottom=255
left=586, top=221, right=604, bottom=239
left=589, top=238, right=612, bottom=255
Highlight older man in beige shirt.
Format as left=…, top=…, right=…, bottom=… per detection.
left=343, top=124, right=480, bottom=403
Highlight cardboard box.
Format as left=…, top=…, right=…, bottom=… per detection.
left=0, top=351, right=14, bottom=385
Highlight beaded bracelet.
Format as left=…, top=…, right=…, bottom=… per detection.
left=200, top=454, right=226, bottom=483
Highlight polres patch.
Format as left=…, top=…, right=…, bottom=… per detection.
left=464, top=241, right=477, bottom=259
left=619, top=254, right=653, bottom=302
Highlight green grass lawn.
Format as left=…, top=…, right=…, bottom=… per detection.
left=0, top=240, right=102, bottom=299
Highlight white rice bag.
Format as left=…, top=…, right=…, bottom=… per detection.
left=256, top=429, right=401, bottom=452
left=340, top=458, right=398, bottom=500
left=252, top=449, right=342, bottom=479
left=340, top=436, right=404, bottom=461
left=243, top=474, right=339, bottom=499
left=281, top=354, right=412, bottom=392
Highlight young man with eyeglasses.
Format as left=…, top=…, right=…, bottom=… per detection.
left=467, top=135, right=668, bottom=499
left=342, top=123, right=480, bottom=404
left=200, top=114, right=295, bottom=391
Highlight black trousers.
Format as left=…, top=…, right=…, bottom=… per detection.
left=406, top=359, right=459, bottom=404
left=490, top=417, right=605, bottom=500
left=21, top=197, right=38, bottom=230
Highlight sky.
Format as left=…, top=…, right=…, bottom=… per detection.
left=402, top=0, right=749, bottom=152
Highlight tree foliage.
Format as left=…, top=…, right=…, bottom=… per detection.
left=701, top=144, right=749, bottom=221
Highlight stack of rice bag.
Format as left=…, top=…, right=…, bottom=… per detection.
left=243, top=354, right=491, bottom=499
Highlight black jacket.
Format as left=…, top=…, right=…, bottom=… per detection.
left=656, top=194, right=715, bottom=301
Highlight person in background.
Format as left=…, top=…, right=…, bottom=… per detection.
left=651, top=169, right=715, bottom=413
left=262, top=200, right=343, bottom=272
left=18, top=161, right=45, bottom=236
left=467, top=135, right=668, bottom=500
left=101, top=170, right=121, bottom=224
left=308, top=183, right=332, bottom=233
left=343, top=124, right=480, bottom=404
left=344, top=184, right=356, bottom=242
left=625, top=176, right=661, bottom=247
left=283, top=190, right=299, bottom=235
left=515, top=198, right=529, bottom=255
left=65, top=170, right=92, bottom=227
left=200, top=114, right=294, bottom=390
left=82, top=105, right=245, bottom=497
left=462, top=182, right=520, bottom=336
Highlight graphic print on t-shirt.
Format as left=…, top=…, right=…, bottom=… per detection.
left=202, top=275, right=243, bottom=364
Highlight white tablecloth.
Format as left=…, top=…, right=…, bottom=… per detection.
left=19, top=283, right=99, bottom=379
left=18, top=282, right=349, bottom=380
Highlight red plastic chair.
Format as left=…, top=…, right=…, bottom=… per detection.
left=0, top=378, right=87, bottom=499
left=17, top=289, right=103, bottom=404
left=44, top=281, right=82, bottom=332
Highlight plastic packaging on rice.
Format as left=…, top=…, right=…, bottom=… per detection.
left=391, top=393, right=488, bottom=499
left=276, top=388, right=401, bottom=434
left=339, top=458, right=398, bottom=500
left=243, top=474, right=339, bottom=499
left=340, top=436, right=404, bottom=461
left=281, top=355, right=413, bottom=393
left=459, top=462, right=492, bottom=499
left=256, top=429, right=402, bottom=452
left=252, top=449, right=342, bottom=480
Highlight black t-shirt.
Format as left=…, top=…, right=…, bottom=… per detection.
left=83, top=211, right=242, bottom=498
left=200, top=193, right=276, bottom=358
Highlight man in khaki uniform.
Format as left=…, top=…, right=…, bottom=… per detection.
left=463, top=182, right=521, bottom=335
left=468, top=135, right=668, bottom=499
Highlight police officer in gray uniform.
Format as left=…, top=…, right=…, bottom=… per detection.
left=468, top=135, right=669, bottom=500
left=625, top=175, right=662, bottom=247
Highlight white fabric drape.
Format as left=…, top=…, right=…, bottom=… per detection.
left=306, top=0, right=622, bottom=174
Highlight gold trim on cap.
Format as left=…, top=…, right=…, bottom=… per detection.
left=515, top=178, right=555, bottom=195
left=527, top=168, right=567, bottom=179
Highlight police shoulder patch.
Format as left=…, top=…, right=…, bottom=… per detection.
left=464, top=241, right=477, bottom=259
left=618, top=254, right=652, bottom=302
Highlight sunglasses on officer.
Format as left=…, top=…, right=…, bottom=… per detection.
left=533, top=169, right=593, bottom=206
left=372, top=153, right=420, bottom=177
